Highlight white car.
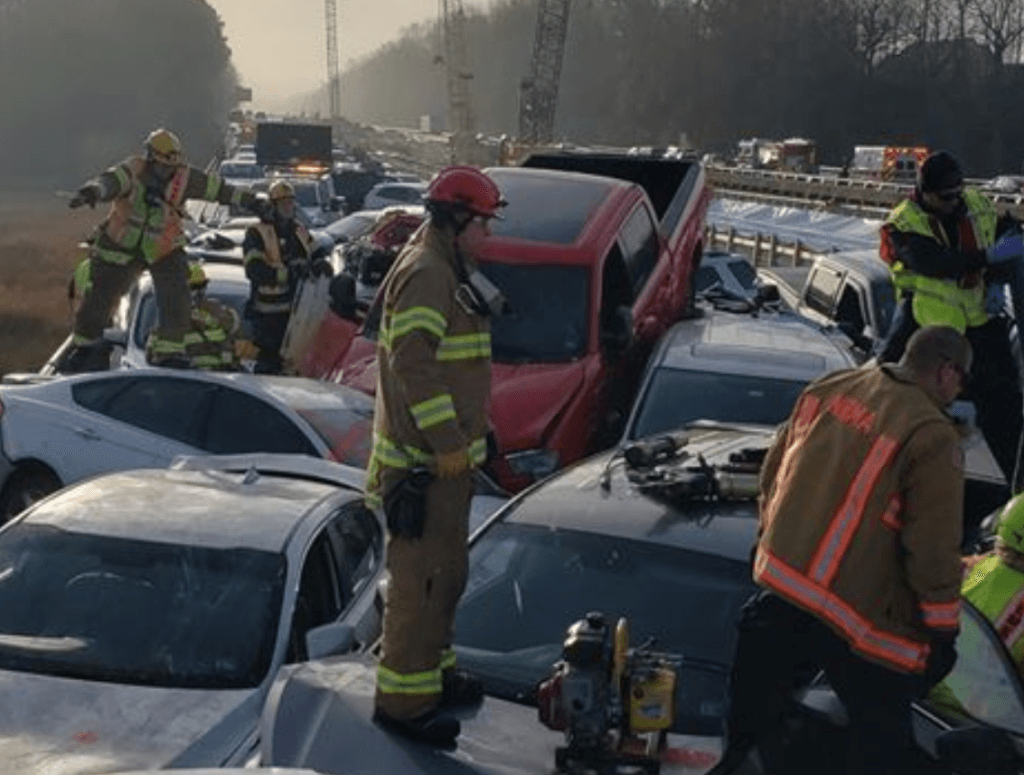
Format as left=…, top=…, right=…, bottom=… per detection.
left=361, top=181, right=427, bottom=211
left=0, top=454, right=380, bottom=773
left=0, top=370, right=375, bottom=521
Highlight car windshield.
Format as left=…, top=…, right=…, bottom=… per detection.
left=454, top=522, right=754, bottom=732
left=291, top=181, right=319, bottom=207
left=629, top=368, right=807, bottom=439
left=479, top=263, right=590, bottom=362
left=0, top=524, right=284, bottom=689
left=325, top=212, right=377, bottom=242
left=486, top=169, right=611, bottom=244
left=135, top=289, right=251, bottom=349
left=295, top=406, right=374, bottom=467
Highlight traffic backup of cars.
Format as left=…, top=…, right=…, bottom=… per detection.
left=8, top=132, right=1024, bottom=775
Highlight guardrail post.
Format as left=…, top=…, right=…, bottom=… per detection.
left=727, top=227, right=736, bottom=253
left=793, top=241, right=803, bottom=266
left=752, top=232, right=761, bottom=265
left=769, top=233, right=778, bottom=266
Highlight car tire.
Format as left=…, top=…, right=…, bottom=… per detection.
left=0, top=466, right=61, bottom=524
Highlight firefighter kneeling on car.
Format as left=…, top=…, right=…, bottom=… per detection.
left=367, top=166, right=506, bottom=747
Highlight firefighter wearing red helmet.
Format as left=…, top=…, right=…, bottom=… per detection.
left=370, top=165, right=505, bottom=746
left=63, top=129, right=265, bottom=372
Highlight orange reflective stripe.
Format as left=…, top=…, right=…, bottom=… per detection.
left=920, top=599, right=960, bottom=630
left=994, top=588, right=1024, bottom=646
left=825, top=394, right=876, bottom=435
left=792, top=393, right=822, bottom=437
left=166, top=167, right=189, bottom=207
left=757, top=549, right=927, bottom=672
left=809, top=435, right=899, bottom=586
left=880, top=495, right=903, bottom=530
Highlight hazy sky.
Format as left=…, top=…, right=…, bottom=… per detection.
left=206, top=0, right=488, bottom=110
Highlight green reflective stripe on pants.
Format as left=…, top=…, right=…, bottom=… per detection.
left=468, top=437, right=487, bottom=465
left=410, top=394, right=457, bottom=431
left=440, top=649, right=456, bottom=671
left=204, top=173, right=221, bottom=200
left=377, top=664, right=443, bottom=695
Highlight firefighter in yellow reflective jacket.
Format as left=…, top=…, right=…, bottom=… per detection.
left=963, top=493, right=1024, bottom=675
left=182, top=263, right=241, bottom=371
left=242, top=180, right=331, bottom=374
left=369, top=166, right=505, bottom=747
left=65, top=128, right=263, bottom=372
left=878, top=150, right=1023, bottom=489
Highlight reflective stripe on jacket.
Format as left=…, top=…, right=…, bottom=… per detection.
left=365, top=224, right=491, bottom=508
left=963, top=554, right=1024, bottom=673
left=92, top=157, right=247, bottom=265
left=244, top=222, right=313, bottom=315
left=881, top=189, right=997, bottom=333
left=756, top=365, right=964, bottom=674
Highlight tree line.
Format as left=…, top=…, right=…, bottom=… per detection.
left=327, top=0, right=1024, bottom=176
left=0, top=0, right=236, bottom=190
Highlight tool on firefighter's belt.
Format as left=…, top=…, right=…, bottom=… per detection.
left=537, top=612, right=680, bottom=775
left=383, top=466, right=433, bottom=539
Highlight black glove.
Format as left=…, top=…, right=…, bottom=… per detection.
left=289, top=260, right=310, bottom=282
left=247, top=194, right=273, bottom=222
left=311, top=259, right=334, bottom=278
left=69, top=183, right=101, bottom=209
left=383, top=467, right=433, bottom=539
left=924, top=634, right=958, bottom=687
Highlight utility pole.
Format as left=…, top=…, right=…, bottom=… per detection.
left=519, top=0, right=572, bottom=145
left=325, top=0, right=341, bottom=122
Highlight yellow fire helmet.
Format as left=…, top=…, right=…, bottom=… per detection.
left=268, top=180, right=296, bottom=201
left=145, top=128, right=183, bottom=165
left=187, top=262, right=208, bottom=290
left=998, top=492, right=1024, bottom=554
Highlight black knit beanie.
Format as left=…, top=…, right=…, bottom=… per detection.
left=918, top=151, right=964, bottom=193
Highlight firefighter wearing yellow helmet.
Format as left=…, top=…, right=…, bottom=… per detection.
left=242, top=177, right=332, bottom=374
left=963, top=494, right=1024, bottom=676
left=63, top=128, right=266, bottom=372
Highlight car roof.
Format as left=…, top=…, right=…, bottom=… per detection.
left=487, top=424, right=772, bottom=562
left=654, top=308, right=856, bottom=380
left=21, top=467, right=345, bottom=552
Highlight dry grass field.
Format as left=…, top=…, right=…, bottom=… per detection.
left=0, top=191, right=102, bottom=375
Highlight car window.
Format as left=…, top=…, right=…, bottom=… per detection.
left=805, top=266, right=843, bottom=316
left=629, top=368, right=809, bottom=439
left=203, top=387, right=318, bottom=455
left=0, top=523, right=284, bottom=689
left=135, top=288, right=252, bottom=350
left=481, top=263, right=590, bottom=362
left=89, top=377, right=214, bottom=447
left=929, top=601, right=1024, bottom=735
left=728, top=259, right=757, bottom=289
left=72, top=376, right=134, bottom=413
left=620, top=205, right=660, bottom=297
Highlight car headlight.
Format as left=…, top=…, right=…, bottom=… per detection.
left=506, top=449, right=560, bottom=479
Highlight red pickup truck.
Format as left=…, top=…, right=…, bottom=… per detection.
left=302, top=152, right=712, bottom=491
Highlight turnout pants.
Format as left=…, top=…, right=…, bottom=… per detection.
left=375, top=471, right=473, bottom=720
left=718, top=591, right=932, bottom=775
left=250, top=311, right=290, bottom=374
left=74, top=249, right=190, bottom=357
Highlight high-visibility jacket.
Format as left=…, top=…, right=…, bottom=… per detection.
left=755, top=364, right=964, bottom=674
left=365, top=224, right=492, bottom=509
left=89, top=156, right=252, bottom=265
left=963, top=554, right=1024, bottom=673
left=243, top=221, right=313, bottom=315
left=184, top=299, right=240, bottom=370
left=880, top=189, right=997, bottom=333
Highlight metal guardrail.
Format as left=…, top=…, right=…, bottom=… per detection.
left=705, top=223, right=827, bottom=267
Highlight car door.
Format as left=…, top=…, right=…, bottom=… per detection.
left=620, top=204, right=667, bottom=346
left=286, top=504, right=383, bottom=662
left=9, top=375, right=213, bottom=483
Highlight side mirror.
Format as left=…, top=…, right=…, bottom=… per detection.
left=305, top=622, right=356, bottom=660
left=600, top=305, right=633, bottom=354
left=756, top=283, right=781, bottom=304
left=934, top=726, right=1022, bottom=775
left=101, top=327, right=128, bottom=348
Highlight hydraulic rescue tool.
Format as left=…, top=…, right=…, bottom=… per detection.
left=537, top=612, right=680, bottom=775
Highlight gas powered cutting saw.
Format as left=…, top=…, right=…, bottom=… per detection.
left=537, top=612, right=681, bottom=775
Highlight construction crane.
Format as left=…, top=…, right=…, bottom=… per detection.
left=325, top=0, right=341, bottom=121
left=518, top=0, right=572, bottom=145
left=438, top=0, right=477, bottom=163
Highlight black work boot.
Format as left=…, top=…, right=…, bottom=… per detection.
left=373, top=707, right=460, bottom=747
left=440, top=670, right=484, bottom=709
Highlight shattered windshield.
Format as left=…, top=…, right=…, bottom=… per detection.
left=0, top=524, right=285, bottom=689
left=454, top=522, right=754, bottom=732
left=629, top=368, right=807, bottom=439
left=479, top=263, right=590, bottom=362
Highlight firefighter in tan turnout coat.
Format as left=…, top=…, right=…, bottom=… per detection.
left=369, top=166, right=505, bottom=747
left=66, top=128, right=262, bottom=371
left=710, top=325, right=970, bottom=775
